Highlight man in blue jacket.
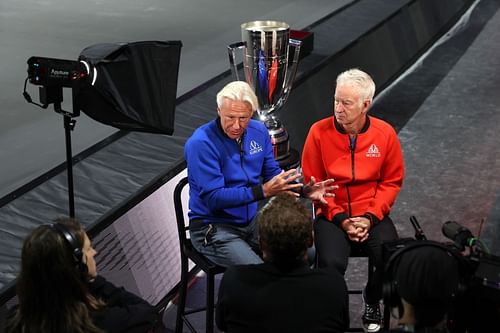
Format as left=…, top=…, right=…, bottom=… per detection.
left=185, top=81, right=335, bottom=267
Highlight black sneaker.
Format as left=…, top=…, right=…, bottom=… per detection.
left=362, top=301, right=382, bottom=332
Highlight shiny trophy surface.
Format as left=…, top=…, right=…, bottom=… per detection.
left=228, top=20, right=301, bottom=161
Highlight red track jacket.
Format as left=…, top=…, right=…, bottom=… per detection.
left=302, top=115, right=404, bottom=225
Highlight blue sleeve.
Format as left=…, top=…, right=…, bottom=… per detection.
left=185, top=135, right=259, bottom=211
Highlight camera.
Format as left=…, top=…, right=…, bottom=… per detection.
left=442, top=221, right=500, bottom=332
left=382, top=217, right=500, bottom=332
left=441, top=220, right=500, bottom=303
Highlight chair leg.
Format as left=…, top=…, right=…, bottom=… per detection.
left=383, top=304, right=391, bottom=329
left=206, top=272, right=215, bottom=333
left=176, top=258, right=189, bottom=333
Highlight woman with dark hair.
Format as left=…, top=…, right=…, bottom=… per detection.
left=6, top=218, right=161, bottom=333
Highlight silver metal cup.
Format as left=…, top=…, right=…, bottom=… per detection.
left=228, top=20, right=301, bottom=160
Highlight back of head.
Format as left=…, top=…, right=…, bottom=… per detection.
left=216, top=80, right=258, bottom=111
left=8, top=218, right=103, bottom=333
left=257, top=193, right=313, bottom=268
left=393, top=244, right=461, bottom=328
left=336, top=68, right=376, bottom=101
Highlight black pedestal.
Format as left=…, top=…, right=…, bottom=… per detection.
left=278, top=147, right=300, bottom=170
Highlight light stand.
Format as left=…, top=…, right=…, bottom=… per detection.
left=24, top=56, right=89, bottom=218
left=38, top=85, right=79, bottom=218
left=62, top=102, right=78, bottom=218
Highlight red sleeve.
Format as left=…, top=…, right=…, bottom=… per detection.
left=366, top=128, right=404, bottom=220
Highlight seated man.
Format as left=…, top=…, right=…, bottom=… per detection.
left=184, top=80, right=335, bottom=267
left=216, top=193, right=349, bottom=333
left=302, top=68, right=404, bottom=332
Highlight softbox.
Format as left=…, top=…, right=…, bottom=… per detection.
left=76, top=40, right=182, bottom=135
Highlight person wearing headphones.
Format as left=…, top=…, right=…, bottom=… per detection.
left=382, top=243, right=462, bottom=333
left=5, top=217, right=161, bottom=333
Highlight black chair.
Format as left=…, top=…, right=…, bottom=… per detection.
left=174, top=176, right=226, bottom=333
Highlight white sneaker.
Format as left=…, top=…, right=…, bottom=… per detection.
left=362, top=301, right=382, bottom=332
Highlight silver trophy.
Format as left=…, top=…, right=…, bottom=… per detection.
left=228, top=20, right=301, bottom=161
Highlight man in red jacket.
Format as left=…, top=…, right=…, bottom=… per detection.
left=302, top=68, right=404, bottom=332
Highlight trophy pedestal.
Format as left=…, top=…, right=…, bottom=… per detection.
left=278, top=147, right=300, bottom=170
left=266, top=117, right=291, bottom=162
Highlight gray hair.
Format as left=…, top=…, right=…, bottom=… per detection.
left=216, top=81, right=258, bottom=111
left=336, top=68, right=376, bottom=101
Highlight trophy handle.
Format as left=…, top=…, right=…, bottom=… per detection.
left=280, top=38, right=302, bottom=106
left=227, top=41, right=247, bottom=81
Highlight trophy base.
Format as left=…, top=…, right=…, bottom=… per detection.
left=272, top=139, right=290, bottom=161
left=265, top=117, right=291, bottom=161
left=278, top=147, right=300, bottom=170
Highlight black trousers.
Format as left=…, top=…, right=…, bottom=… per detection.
left=314, top=215, right=398, bottom=304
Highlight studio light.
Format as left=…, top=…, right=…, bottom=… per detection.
left=24, top=40, right=183, bottom=216
left=26, top=40, right=182, bottom=134
left=27, top=57, right=89, bottom=88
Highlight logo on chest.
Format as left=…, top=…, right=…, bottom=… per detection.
left=249, top=140, right=263, bottom=155
left=366, top=144, right=381, bottom=158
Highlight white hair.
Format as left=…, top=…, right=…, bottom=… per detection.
left=336, top=68, right=376, bottom=101
left=216, top=81, right=258, bottom=111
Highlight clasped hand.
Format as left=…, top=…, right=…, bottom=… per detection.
left=341, top=217, right=370, bottom=242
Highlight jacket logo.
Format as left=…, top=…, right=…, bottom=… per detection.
left=249, top=140, right=263, bottom=155
left=366, top=144, right=381, bottom=157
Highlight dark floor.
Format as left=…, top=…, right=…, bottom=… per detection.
left=160, top=0, right=500, bottom=331
left=162, top=257, right=374, bottom=333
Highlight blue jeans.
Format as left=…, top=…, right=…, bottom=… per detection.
left=189, top=221, right=263, bottom=267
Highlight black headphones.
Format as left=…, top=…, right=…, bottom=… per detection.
left=50, top=222, right=88, bottom=276
left=382, top=240, right=468, bottom=319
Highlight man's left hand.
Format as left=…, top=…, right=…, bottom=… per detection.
left=303, top=176, right=338, bottom=204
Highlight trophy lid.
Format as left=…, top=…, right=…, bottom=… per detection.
left=241, top=20, right=289, bottom=32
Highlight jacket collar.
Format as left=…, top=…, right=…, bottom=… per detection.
left=260, top=260, right=311, bottom=275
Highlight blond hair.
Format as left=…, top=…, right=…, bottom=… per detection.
left=216, top=81, right=258, bottom=111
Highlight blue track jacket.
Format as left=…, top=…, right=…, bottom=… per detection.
left=185, top=118, right=282, bottom=225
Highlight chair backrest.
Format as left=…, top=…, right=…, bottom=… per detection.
left=173, top=176, right=190, bottom=248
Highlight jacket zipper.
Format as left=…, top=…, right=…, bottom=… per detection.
left=347, top=135, right=357, bottom=217
left=238, top=138, right=250, bottom=223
